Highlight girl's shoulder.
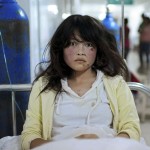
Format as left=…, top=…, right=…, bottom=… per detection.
left=103, top=75, right=127, bottom=91
left=103, top=75, right=124, bottom=83
left=32, top=76, right=57, bottom=95
left=32, top=76, right=49, bottom=91
left=33, top=76, right=48, bottom=85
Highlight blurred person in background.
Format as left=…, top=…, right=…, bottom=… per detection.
left=120, top=18, right=130, bottom=60
left=138, top=13, right=150, bottom=73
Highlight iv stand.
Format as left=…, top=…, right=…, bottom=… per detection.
left=121, top=0, right=125, bottom=59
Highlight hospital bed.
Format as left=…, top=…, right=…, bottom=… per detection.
left=0, top=82, right=150, bottom=150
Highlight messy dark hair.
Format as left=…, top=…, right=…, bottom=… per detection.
left=35, top=14, right=129, bottom=93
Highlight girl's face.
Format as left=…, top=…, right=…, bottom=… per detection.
left=63, top=34, right=97, bottom=73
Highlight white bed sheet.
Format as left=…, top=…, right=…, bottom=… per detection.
left=0, top=135, right=21, bottom=150
left=0, top=136, right=150, bottom=150
left=33, top=138, right=150, bottom=150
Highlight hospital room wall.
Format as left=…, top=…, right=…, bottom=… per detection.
left=16, top=0, right=63, bottom=82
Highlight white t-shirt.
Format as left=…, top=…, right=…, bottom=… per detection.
left=51, top=70, right=116, bottom=141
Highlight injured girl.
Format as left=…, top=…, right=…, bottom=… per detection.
left=21, top=15, right=147, bottom=150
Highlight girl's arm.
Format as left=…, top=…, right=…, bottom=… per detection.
left=21, top=80, right=43, bottom=150
left=116, top=77, right=141, bottom=140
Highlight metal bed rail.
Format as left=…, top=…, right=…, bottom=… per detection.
left=128, top=82, right=150, bottom=96
left=0, top=84, right=32, bottom=136
left=0, top=82, right=150, bottom=136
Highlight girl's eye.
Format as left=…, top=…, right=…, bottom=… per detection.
left=85, top=42, right=94, bottom=47
left=70, top=41, right=77, bottom=46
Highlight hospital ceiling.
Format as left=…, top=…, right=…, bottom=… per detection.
left=80, top=0, right=149, bottom=5
left=79, top=0, right=150, bottom=18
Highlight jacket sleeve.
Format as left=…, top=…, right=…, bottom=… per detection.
left=21, top=79, right=43, bottom=150
left=116, top=77, right=141, bottom=141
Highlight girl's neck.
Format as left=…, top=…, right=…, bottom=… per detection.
left=69, top=69, right=97, bottom=82
left=67, top=69, right=97, bottom=96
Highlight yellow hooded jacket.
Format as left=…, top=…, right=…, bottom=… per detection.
left=21, top=75, right=141, bottom=150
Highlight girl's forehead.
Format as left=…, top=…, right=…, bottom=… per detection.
left=70, top=33, right=84, bottom=41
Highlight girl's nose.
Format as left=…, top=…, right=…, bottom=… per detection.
left=77, top=43, right=85, bottom=55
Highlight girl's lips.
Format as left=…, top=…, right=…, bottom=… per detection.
left=75, top=58, right=86, bottom=62
left=75, top=60, right=86, bottom=63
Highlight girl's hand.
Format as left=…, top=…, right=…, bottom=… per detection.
left=117, top=132, right=130, bottom=139
left=30, top=138, right=49, bottom=149
left=76, top=134, right=99, bottom=139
